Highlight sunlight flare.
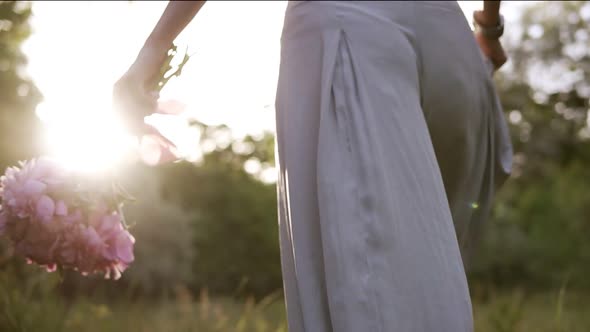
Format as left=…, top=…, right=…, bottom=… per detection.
left=37, top=101, right=138, bottom=174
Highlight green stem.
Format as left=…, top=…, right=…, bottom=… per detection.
left=156, top=44, right=191, bottom=93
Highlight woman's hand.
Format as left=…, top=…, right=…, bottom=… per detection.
left=113, top=47, right=168, bottom=136
left=113, top=0, right=205, bottom=165
left=475, top=33, right=507, bottom=71
left=113, top=47, right=180, bottom=165
left=473, top=10, right=507, bottom=71
left=113, top=0, right=206, bottom=132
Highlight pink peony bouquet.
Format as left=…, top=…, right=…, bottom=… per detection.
left=0, top=157, right=135, bottom=279
left=0, top=44, right=191, bottom=280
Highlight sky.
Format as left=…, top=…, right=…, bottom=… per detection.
left=21, top=1, right=532, bottom=173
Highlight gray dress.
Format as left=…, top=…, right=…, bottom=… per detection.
left=274, top=1, right=513, bottom=331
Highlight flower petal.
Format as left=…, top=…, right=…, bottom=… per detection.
left=36, top=195, right=55, bottom=223
left=55, top=200, right=68, bottom=216
left=23, top=179, right=47, bottom=195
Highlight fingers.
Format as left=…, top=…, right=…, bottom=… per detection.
left=113, top=75, right=160, bottom=137
left=139, top=133, right=180, bottom=166
left=142, top=124, right=177, bottom=148
left=155, top=100, right=187, bottom=115
left=474, top=32, right=507, bottom=72
left=492, top=55, right=507, bottom=71
left=148, top=90, right=160, bottom=101
left=489, top=43, right=507, bottom=71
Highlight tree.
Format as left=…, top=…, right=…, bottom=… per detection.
left=0, top=0, right=44, bottom=292
left=0, top=1, right=43, bottom=169
left=158, top=121, right=282, bottom=297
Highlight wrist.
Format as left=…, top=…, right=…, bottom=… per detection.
left=475, top=10, right=498, bottom=26
left=133, top=42, right=169, bottom=71
left=473, top=11, right=504, bottom=40
left=141, top=36, right=172, bottom=58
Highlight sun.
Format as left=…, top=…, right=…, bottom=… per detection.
left=36, top=101, right=139, bottom=174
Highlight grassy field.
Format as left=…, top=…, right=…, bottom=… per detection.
left=3, top=275, right=590, bottom=332
left=473, top=289, right=590, bottom=332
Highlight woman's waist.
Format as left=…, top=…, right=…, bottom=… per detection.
left=286, top=1, right=462, bottom=16
left=284, top=0, right=463, bottom=33
left=283, top=0, right=464, bottom=39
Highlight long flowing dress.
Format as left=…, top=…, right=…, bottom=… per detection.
left=274, top=1, right=513, bottom=331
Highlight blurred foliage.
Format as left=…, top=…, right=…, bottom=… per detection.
left=158, top=121, right=281, bottom=297
left=0, top=265, right=69, bottom=332
left=469, top=1, right=590, bottom=291
left=0, top=1, right=42, bottom=170
left=121, top=166, right=196, bottom=296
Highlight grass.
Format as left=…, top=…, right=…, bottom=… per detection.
left=58, top=290, right=590, bottom=332
left=63, top=288, right=289, bottom=332
left=2, top=271, right=590, bottom=332
left=473, top=289, right=590, bottom=332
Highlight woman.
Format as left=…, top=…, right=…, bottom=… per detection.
left=113, top=1, right=512, bottom=331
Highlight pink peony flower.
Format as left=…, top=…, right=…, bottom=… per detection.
left=0, top=157, right=135, bottom=280
left=36, top=195, right=55, bottom=224
left=60, top=211, right=135, bottom=280
left=55, top=200, right=68, bottom=216
left=0, top=157, right=64, bottom=219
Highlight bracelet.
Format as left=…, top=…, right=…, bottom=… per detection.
left=473, top=13, right=504, bottom=40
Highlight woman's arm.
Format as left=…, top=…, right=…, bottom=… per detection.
left=477, top=1, right=501, bottom=27
left=141, top=1, right=207, bottom=55
left=114, top=1, right=206, bottom=136
left=124, top=1, right=207, bottom=92
left=473, top=0, right=506, bottom=71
